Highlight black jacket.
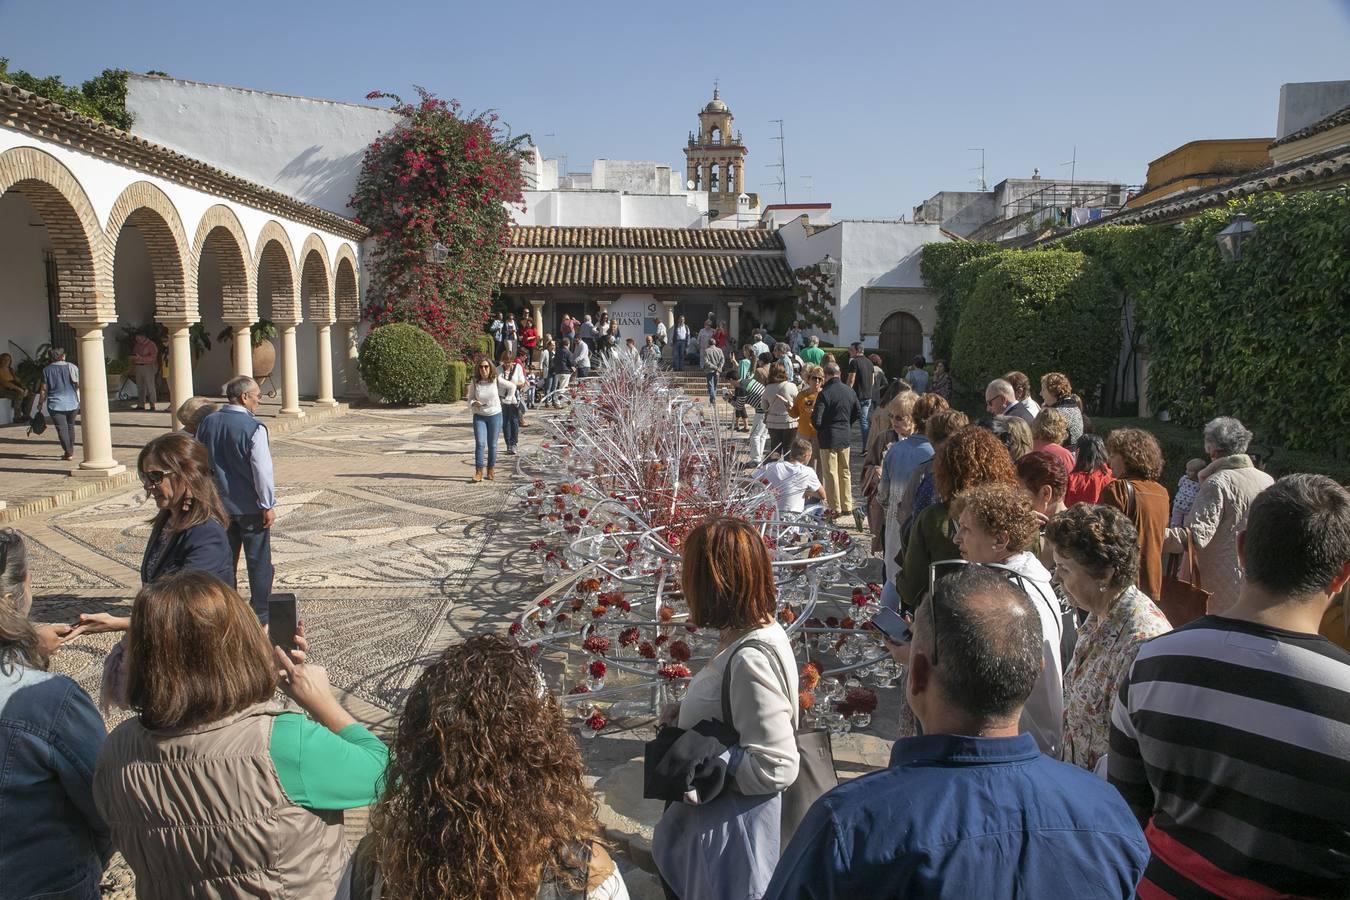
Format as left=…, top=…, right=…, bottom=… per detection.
left=550, top=346, right=575, bottom=375
left=643, top=718, right=739, bottom=803
left=811, top=378, right=861, bottom=449
left=1004, top=399, right=1036, bottom=424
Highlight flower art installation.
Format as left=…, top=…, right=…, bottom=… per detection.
left=508, top=356, right=900, bottom=736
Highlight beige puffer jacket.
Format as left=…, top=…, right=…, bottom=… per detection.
left=1165, top=455, right=1274, bottom=614
left=94, top=703, right=348, bottom=899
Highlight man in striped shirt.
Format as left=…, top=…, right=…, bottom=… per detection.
left=1109, top=473, right=1350, bottom=898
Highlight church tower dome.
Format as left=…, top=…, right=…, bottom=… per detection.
left=683, top=85, right=756, bottom=221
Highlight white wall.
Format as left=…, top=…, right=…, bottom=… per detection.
left=510, top=190, right=707, bottom=228
left=779, top=217, right=948, bottom=345
left=126, top=76, right=398, bottom=217
left=0, top=192, right=54, bottom=364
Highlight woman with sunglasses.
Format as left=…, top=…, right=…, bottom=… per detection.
left=465, top=355, right=511, bottom=482
left=75, top=433, right=234, bottom=668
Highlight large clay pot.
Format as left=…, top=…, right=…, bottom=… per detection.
left=252, top=339, right=277, bottom=379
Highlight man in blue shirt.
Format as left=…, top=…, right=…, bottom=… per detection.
left=764, top=566, right=1147, bottom=899
left=195, top=375, right=277, bottom=621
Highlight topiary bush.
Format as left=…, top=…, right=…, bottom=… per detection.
left=436, top=359, right=468, bottom=403
left=359, top=323, right=448, bottom=405
left=950, top=249, right=1117, bottom=401
left=474, top=334, right=494, bottom=360
left=920, top=241, right=999, bottom=362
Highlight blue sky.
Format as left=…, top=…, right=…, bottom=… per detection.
left=3, top=0, right=1348, bottom=218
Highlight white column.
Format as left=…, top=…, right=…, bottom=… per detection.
left=231, top=324, right=253, bottom=378
left=278, top=323, right=305, bottom=418
left=314, top=324, right=337, bottom=407
left=662, top=300, right=678, bottom=329
left=727, top=301, right=743, bottom=346
left=530, top=299, right=545, bottom=337
left=166, top=322, right=194, bottom=430
left=71, top=322, right=126, bottom=478
left=342, top=323, right=361, bottom=398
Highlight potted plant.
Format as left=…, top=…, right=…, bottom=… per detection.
left=217, top=319, right=278, bottom=379
left=189, top=323, right=211, bottom=365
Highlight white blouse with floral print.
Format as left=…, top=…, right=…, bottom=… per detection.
left=1062, top=585, right=1171, bottom=772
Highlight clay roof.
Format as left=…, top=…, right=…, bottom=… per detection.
left=0, top=82, right=368, bottom=240
left=508, top=226, right=783, bottom=251
left=1089, top=144, right=1350, bottom=227
left=1270, top=104, right=1350, bottom=148
left=499, top=251, right=793, bottom=290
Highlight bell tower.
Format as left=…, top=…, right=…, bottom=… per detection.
left=684, top=85, right=756, bottom=220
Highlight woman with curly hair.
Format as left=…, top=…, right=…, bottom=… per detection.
left=949, top=482, right=1069, bottom=756
left=1046, top=505, right=1170, bottom=772
left=896, top=425, right=1017, bottom=610
left=1100, top=428, right=1169, bottom=605
left=350, top=633, right=628, bottom=900
left=1039, top=372, right=1083, bottom=447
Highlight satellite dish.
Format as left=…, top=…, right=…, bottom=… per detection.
left=687, top=179, right=696, bottom=190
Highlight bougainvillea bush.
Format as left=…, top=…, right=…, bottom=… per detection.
left=352, top=89, right=529, bottom=353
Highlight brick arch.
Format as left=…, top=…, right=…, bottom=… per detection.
left=253, top=221, right=299, bottom=324
left=298, top=234, right=333, bottom=323
left=191, top=204, right=255, bottom=323
left=104, top=181, right=194, bottom=321
left=0, top=146, right=111, bottom=322
left=333, top=244, right=360, bottom=324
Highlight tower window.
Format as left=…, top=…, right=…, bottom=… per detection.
left=710, top=127, right=721, bottom=144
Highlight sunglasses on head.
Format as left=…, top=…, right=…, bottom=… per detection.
left=140, top=469, right=170, bottom=488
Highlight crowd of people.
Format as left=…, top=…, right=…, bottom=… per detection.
left=3, top=318, right=1349, bottom=899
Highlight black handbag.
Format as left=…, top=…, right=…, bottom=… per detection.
left=721, top=638, right=838, bottom=849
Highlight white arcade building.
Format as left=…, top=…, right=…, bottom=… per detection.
left=1, top=82, right=367, bottom=478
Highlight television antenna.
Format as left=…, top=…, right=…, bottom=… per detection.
left=799, top=175, right=813, bottom=199
left=769, top=118, right=788, bottom=204
left=968, top=147, right=987, bottom=191
left=1060, top=146, right=1077, bottom=191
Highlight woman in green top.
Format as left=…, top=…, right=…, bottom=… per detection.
left=93, top=571, right=387, bottom=897
left=897, top=425, right=1019, bottom=610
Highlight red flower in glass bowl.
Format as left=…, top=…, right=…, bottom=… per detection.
left=658, top=663, right=691, bottom=681
left=638, top=641, right=657, bottom=659
left=668, top=640, right=691, bottom=662
left=582, top=634, right=610, bottom=656
left=838, top=687, right=878, bottom=716
left=619, top=626, right=641, bottom=646
left=799, top=661, right=822, bottom=691
left=588, top=660, right=607, bottom=680
left=584, top=712, right=607, bottom=732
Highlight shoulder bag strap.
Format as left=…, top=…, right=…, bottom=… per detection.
left=720, top=638, right=797, bottom=731
left=1124, top=479, right=1137, bottom=520
left=1184, top=528, right=1204, bottom=592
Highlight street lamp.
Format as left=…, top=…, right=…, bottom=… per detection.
left=1216, top=213, right=1256, bottom=262
left=425, top=241, right=450, bottom=265
left=819, top=254, right=840, bottom=287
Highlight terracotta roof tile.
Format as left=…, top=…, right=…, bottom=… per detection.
left=499, top=251, right=793, bottom=290
left=0, top=82, right=367, bottom=240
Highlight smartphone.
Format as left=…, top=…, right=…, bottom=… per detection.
left=871, top=606, right=912, bottom=645
left=267, top=593, right=299, bottom=653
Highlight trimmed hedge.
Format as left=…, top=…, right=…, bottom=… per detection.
left=474, top=334, right=494, bottom=360
left=436, top=360, right=468, bottom=403
left=358, top=323, right=448, bottom=405
left=919, top=241, right=999, bottom=362
left=818, top=347, right=895, bottom=381
left=951, top=249, right=1118, bottom=398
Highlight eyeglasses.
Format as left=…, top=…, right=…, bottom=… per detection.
left=140, top=469, right=170, bottom=488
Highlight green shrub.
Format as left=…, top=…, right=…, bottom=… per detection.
left=920, top=241, right=999, bottom=361
left=436, top=360, right=468, bottom=403
left=358, top=323, right=448, bottom=405
left=473, top=334, right=494, bottom=360
left=951, top=249, right=1118, bottom=400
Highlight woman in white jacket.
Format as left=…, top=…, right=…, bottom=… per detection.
left=653, top=517, right=798, bottom=900
left=951, top=482, right=1070, bottom=758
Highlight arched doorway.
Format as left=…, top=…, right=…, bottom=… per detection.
left=879, top=311, right=924, bottom=370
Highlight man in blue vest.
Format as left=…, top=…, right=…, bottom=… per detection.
left=195, top=375, right=276, bottom=621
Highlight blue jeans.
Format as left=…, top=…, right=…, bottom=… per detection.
left=474, top=412, right=502, bottom=468
left=673, top=339, right=688, bottom=370
left=501, top=404, right=520, bottom=449
left=705, top=370, right=719, bottom=405
left=228, top=513, right=274, bottom=622
left=858, top=398, right=874, bottom=448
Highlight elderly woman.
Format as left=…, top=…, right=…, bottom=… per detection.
left=862, top=382, right=916, bottom=539
left=950, top=482, right=1069, bottom=757
left=896, top=425, right=1018, bottom=611
left=175, top=396, right=219, bottom=435
left=1031, top=408, right=1075, bottom=475
left=989, top=415, right=1033, bottom=461
left=1100, top=429, right=1169, bottom=606
left=1047, top=504, right=1170, bottom=773
left=878, top=393, right=947, bottom=584
left=1164, top=416, right=1274, bottom=614
left=1039, top=372, right=1083, bottom=447
left=1016, top=449, right=1068, bottom=571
